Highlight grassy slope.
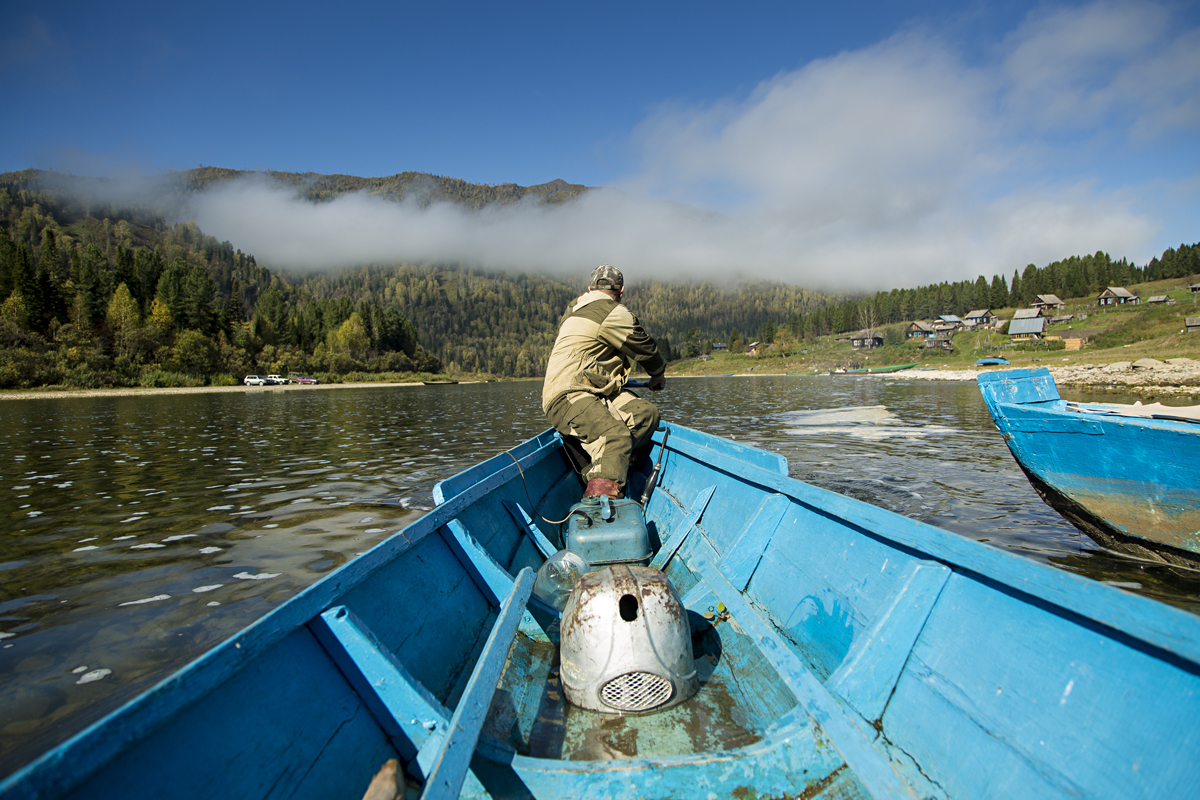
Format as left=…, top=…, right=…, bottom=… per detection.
left=665, top=274, right=1200, bottom=375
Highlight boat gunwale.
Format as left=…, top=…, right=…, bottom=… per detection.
left=998, top=395, right=1200, bottom=434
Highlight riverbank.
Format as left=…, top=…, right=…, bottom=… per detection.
left=879, top=357, right=1200, bottom=397
left=0, top=380, right=432, bottom=401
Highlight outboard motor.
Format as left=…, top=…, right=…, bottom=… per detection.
left=559, top=564, right=698, bottom=714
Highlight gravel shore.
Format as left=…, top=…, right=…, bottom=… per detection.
left=883, top=357, right=1200, bottom=396
left=0, top=381, right=427, bottom=401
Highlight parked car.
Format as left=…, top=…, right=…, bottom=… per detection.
left=266, top=374, right=288, bottom=385
left=244, top=375, right=266, bottom=386
left=290, top=374, right=320, bottom=385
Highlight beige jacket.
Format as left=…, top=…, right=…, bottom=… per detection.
left=541, top=290, right=666, bottom=412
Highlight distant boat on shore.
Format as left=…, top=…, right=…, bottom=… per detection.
left=829, top=362, right=920, bottom=376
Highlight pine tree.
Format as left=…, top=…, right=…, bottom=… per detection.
left=990, top=274, right=1008, bottom=309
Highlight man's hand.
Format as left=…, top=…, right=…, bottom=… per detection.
left=648, top=374, right=666, bottom=391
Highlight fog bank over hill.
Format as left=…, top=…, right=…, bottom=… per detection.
left=187, top=169, right=1151, bottom=292
left=184, top=2, right=1198, bottom=290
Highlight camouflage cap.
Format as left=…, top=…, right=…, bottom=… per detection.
left=589, top=264, right=624, bottom=290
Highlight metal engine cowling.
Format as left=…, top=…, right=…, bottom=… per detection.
left=559, top=565, right=698, bottom=715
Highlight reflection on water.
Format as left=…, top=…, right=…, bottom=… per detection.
left=2, top=375, right=1198, bottom=776
left=0, top=383, right=551, bottom=777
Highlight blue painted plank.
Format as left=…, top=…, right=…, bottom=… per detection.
left=663, top=425, right=1200, bottom=666
left=309, top=605, right=450, bottom=764
left=420, top=568, right=536, bottom=800
left=19, top=628, right=398, bottom=800
left=503, top=500, right=559, bottom=559
left=881, top=571, right=1200, bottom=799
left=663, top=424, right=790, bottom=477
left=977, top=367, right=1060, bottom=405
left=442, top=519, right=549, bottom=643
left=432, top=429, right=563, bottom=503
left=826, top=560, right=951, bottom=722
left=648, top=485, right=716, bottom=571
left=719, top=493, right=791, bottom=591
left=696, top=560, right=915, bottom=800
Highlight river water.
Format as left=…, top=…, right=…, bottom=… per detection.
left=3, top=376, right=1198, bottom=777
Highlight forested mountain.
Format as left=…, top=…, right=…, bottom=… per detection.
left=0, top=172, right=448, bottom=388
left=0, top=168, right=835, bottom=387
left=4, top=167, right=588, bottom=216
left=1, top=166, right=1195, bottom=390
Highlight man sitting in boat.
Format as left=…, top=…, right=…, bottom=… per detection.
left=542, top=264, right=666, bottom=500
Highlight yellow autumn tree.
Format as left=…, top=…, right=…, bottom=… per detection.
left=106, top=283, right=140, bottom=356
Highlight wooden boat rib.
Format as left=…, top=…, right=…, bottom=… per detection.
left=979, top=367, right=1200, bottom=569
left=4, top=423, right=1200, bottom=799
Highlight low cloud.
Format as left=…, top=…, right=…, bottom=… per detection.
left=186, top=1, right=1196, bottom=290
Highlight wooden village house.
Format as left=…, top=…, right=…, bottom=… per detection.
left=850, top=331, right=883, bottom=349
left=1032, top=294, right=1066, bottom=312
left=923, top=337, right=954, bottom=352
left=906, top=321, right=934, bottom=340
left=1098, top=287, right=1139, bottom=306
left=964, top=309, right=996, bottom=329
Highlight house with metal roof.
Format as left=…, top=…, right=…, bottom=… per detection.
left=1098, top=287, right=1139, bottom=305
left=1007, top=317, right=1046, bottom=340
left=1012, top=308, right=1043, bottom=319
left=1147, top=295, right=1174, bottom=305
left=1033, top=294, right=1065, bottom=311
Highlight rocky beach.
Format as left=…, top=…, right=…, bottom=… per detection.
left=885, top=357, right=1200, bottom=397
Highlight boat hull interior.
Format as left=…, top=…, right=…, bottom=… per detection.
left=6, top=422, right=1200, bottom=800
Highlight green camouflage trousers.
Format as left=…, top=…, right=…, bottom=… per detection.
left=545, top=390, right=660, bottom=491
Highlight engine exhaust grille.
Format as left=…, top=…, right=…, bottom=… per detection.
left=600, top=671, right=673, bottom=712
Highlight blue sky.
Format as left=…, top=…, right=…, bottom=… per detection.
left=3, top=1, right=1198, bottom=289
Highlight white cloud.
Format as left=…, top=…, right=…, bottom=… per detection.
left=1001, top=1, right=1200, bottom=137
left=188, top=1, right=1196, bottom=291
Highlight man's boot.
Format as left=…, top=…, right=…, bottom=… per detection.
left=582, top=478, right=621, bottom=499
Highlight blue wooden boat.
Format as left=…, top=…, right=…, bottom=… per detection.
left=4, top=421, right=1200, bottom=799
left=979, top=367, right=1200, bottom=569
left=974, top=357, right=1009, bottom=366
